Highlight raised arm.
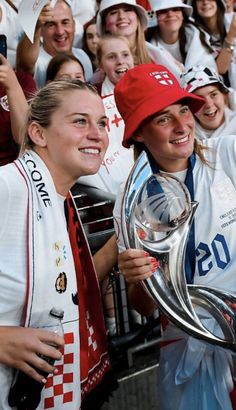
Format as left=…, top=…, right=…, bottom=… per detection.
left=16, top=1, right=53, bottom=74
left=0, top=55, right=28, bottom=144
left=216, top=16, right=236, bottom=74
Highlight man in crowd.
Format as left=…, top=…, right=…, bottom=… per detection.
left=16, top=0, right=93, bottom=87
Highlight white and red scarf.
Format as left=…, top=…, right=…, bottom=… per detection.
left=15, top=150, right=110, bottom=409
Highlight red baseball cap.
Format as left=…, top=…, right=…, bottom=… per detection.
left=114, top=64, right=205, bottom=148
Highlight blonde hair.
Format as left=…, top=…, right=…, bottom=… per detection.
left=132, top=19, right=151, bottom=65
left=101, top=7, right=152, bottom=64
left=21, top=80, right=98, bottom=151
left=96, top=33, right=133, bottom=66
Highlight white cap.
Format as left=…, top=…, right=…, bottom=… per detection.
left=96, top=0, right=148, bottom=35
left=181, top=65, right=229, bottom=94
left=149, top=0, right=193, bottom=16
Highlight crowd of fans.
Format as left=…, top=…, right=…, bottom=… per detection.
left=1, top=0, right=236, bottom=168
left=0, top=0, right=235, bottom=165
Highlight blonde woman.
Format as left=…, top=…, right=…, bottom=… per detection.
left=0, top=80, right=117, bottom=410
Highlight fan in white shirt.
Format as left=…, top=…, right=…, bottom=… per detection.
left=181, top=64, right=236, bottom=140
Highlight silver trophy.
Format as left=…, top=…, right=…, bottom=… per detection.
left=121, top=151, right=236, bottom=351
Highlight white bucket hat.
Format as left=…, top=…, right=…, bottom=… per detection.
left=96, top=0, right=148, bottom=35
left=149, top=0, right=193, bottom=16
left=180, top=65, right=229, bottom=94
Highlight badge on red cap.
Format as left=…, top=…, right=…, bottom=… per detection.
left=150, top=71, right=174, bottom=86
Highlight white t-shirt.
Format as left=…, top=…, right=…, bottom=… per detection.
left=158, top=38, right=183, bottom=63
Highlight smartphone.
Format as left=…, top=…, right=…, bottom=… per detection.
left=0, top=34, right=7, bottom=59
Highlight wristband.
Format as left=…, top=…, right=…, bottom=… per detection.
left=223, top=39, right=235, bottom=53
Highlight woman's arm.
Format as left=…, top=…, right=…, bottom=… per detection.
left=215, top=42, right=235, bottom=74
left=216, top=17, right=236, bottom=74
left=93, top=234, right=118, bottom=282
left=118, top=248, right=158, bottom=316
left=0, top=55, right=28, bottom=144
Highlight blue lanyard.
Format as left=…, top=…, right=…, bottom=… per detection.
left=147, top=152, right=196, bottom=284
left=184, top=153, right=196, bottom=284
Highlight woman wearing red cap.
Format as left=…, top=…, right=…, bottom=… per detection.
left=113, top=63, right=236, bottom=410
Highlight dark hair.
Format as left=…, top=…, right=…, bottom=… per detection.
left=132, top=99, right=210, bottom=165
left=191, top=0, right=226, bottom=40
left=82, top=16, right=98, bottom=71
left=46, top=52, right=84, bottom=82
left=145, top=13, right=212, bottom=63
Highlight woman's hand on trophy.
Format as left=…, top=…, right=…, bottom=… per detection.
left=118, top=249, right=159, bottom=284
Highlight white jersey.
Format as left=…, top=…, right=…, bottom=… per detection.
left=113, top=135, right=236, bottom=409
left=146, top=41, right=183, bottom=81
left=114, top=134, right=236, bottom=292
left=34, top=46, right=93, bottom=88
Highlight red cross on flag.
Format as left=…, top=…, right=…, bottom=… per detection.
left=151, top=71, right=174, bottom=86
